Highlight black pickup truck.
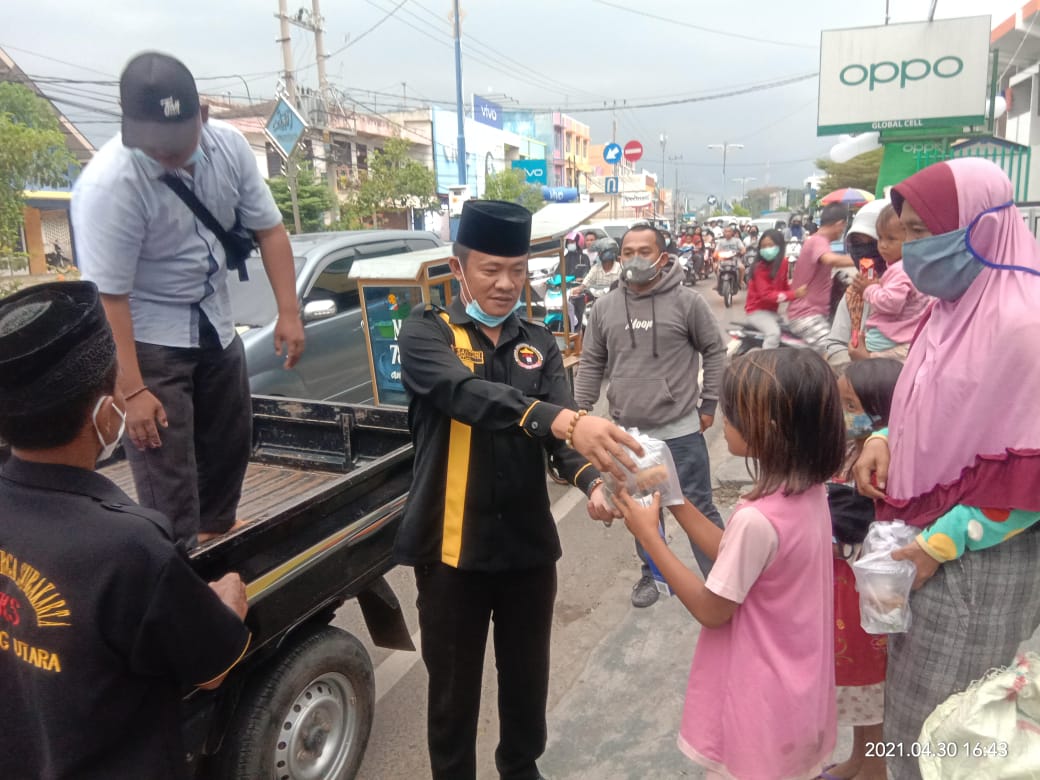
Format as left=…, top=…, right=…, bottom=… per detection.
left=99, top=396, right=416, bottom=780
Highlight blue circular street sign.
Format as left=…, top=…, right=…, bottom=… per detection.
left=603, top=143, right=623, bottom=165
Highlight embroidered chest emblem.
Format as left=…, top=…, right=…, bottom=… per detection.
left=514, top=343, right=543, bottom=370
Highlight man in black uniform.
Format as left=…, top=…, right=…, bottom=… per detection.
left=397, top=200, right=640, bottom=780
left=0, top=281, right=250, bottom=779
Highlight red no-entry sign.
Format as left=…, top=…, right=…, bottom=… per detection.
left=623, top=140, right=643, bottom=162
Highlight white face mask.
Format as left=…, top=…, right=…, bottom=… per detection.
left=92, top=395, right=126, bottom=462
left=566, top=242, right=577, bottom=252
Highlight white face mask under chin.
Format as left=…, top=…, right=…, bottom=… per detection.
left=92, top=396, right=126, bottom=462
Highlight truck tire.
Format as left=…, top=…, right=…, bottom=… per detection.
left=217, top=626, right=374, bottom=780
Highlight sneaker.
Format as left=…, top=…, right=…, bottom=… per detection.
left=631, top=575, right=659, bottom=608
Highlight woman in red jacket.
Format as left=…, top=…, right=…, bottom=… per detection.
left=745, top=229, right=806, bottom=348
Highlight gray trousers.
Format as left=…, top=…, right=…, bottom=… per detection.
left=124, top=335, right=252, bottom=546
left=746, top=310, right=783, bottom=349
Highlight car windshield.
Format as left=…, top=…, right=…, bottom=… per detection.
left=228, top=254, right=307, bottom=327
left=603, top=225, right=627, bottom=240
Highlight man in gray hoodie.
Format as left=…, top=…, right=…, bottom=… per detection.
left=575, top=224, right=726, bottom=607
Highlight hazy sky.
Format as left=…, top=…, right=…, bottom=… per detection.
left=2, top=0, right=1020, bottom=202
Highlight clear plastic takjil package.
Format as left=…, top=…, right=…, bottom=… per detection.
left=600, top=429, right=684, bottom=596
left=852, top=520, right=919, bottom=634
left=600, top=428, right=685, bottom=509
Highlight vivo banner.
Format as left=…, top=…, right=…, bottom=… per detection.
left=473, top=95, right=503, bottom=130
left=542, top=186, right=579, bottom=203
left=817, top=15, right=990, bottom=135
left=511, top=159, right=548, bottom=184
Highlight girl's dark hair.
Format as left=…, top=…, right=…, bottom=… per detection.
left=721, top=349, right=845, bottom=500
left=755, top=229, right=786, bottom=279
left=843, top=358, right=903, bottom=428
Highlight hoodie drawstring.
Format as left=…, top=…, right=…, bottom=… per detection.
left=623, top=290, right=636, bottom=349
left=622, top=287, right=660, bottom=357
left=650, top=294, right=658, bottom=358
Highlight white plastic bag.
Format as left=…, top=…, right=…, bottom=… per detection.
left=852, top=520, right=918, bottom=634
left=919, top=653, right=1040, bottom=779
left=600, top=428, right=684, bottom=508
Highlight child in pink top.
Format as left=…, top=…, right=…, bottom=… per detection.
left=616, top=349, right=846, bottom=780
left=850, top=205, right=932, bottom=360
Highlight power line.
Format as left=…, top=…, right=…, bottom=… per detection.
left=362, top=0, right=601, bottom=100
left=590, top=1, right=818, bottom=50
left=406, top=0, right=610, bottom=102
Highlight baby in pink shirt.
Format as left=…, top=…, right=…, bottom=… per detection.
left=852, top=205, right=932, bottom=357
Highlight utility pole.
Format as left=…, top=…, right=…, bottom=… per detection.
left=707, top=142, right=743, bottom=214
left=668, top=153, right=683, bottom=226
left=276, top=0, right=303, bottom=234
left=311, top=0, right=340, bottom=221
left=611, top=103, right=617, bottom=220
left=453, top=0, right=468, bottom=192
left=658, top=133, right=667, bottom=222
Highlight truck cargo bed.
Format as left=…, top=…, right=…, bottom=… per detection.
left=102, top=460, right=344, bottom=523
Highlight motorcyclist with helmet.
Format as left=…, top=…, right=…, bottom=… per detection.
left=564, top=231, right=591, bottom=326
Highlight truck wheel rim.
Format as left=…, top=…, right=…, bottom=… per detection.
left=274, top=671, right=357, bottom=780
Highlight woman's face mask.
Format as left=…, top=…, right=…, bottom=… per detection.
left=759, top=246, right=780, bottom=261
left=902, top=200, right=1027, bottom=301
left=565, top=242, right=577, bottom=253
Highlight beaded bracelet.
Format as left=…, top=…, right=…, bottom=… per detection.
left=565, top=409, right=588, bottom=448
left=586, top=477, right=604, bottom=497
left=124, top=385, right=150, bottom=401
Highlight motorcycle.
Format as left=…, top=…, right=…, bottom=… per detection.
left=677, top=246, right=703, bottom=286
left=725, top=320, right=811, bottom=357
left=542, top=273, right=578, bottom=332
left=716, top=250, right=740, bottom=308
left=46, top=243, right=71, bottom=273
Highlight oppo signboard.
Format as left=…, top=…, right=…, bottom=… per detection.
left=817, top=15, right=990, bottom=135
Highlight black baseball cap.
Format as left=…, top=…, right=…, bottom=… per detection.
left=120, top=51, right=200, bottom=152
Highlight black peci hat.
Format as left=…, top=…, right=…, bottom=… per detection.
left=456, top=200, right=532, bottom=258
left=0, top=282, right=116, bottom=414
left=120, top=51, right=200, bottom=152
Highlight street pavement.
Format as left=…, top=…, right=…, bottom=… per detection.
left=333, top=280, right=1039, bottom=779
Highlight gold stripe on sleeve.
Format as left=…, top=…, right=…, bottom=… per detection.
left=438, top=312, right=476, bottom=567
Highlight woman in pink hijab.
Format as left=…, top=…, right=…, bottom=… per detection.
left=854, top=158, right=1040, bottom=779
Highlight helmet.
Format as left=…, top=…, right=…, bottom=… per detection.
left=565, top=230, right=585, bottom=249
left=594, top=238, right=619, bottom=262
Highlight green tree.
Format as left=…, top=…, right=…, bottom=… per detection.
left=350, top=137, right=438, bottom=228
left=483, top=168, right=543, bottom=213
left=0, top=83, right=76, bottom=273
left=815, top=148, right=884, bottom=198
left=267, top=161, right=334, bottom=233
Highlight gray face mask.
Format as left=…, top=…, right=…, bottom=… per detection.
left=621, top=256, right=663, bottom=285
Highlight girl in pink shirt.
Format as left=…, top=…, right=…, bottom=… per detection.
left=850, top=206, right=932, bottom=361
left=616, top=349, right=846, bottom=780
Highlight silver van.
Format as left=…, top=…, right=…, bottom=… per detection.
left=228, top=230, right=442, bottom=403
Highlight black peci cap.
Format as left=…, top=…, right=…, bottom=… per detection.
left=120, top=51, right=200, bottom=152
left=456, top=200, right=532, bottom=258
left=0, top=282, right=116, bottom=414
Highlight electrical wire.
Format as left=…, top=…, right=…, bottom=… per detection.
left=590, top=0, right=818, bottom=50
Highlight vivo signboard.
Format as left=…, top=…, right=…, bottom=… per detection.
left=473, top=95, right=503, bottom=129
left=817, top=15, right=990, bottom=135
left=511, top=159, right=548, bottom=184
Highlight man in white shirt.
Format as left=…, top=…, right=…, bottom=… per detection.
left=72, top=51, right=304, bottom=547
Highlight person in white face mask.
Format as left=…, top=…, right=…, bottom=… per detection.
left=0, top=281, right=250, bottom=780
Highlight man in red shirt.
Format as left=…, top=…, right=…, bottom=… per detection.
left=784, top=204, right=855, bottom=346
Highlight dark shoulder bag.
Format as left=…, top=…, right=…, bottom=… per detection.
left=159, top=173, right=255, bottom=281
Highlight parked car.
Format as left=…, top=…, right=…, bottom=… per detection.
left=228, top=230, right=442, bottom=404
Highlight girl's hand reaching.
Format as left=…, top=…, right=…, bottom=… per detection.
left=614, top=489, right=661, bottom=544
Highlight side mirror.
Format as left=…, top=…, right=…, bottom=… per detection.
left=303, top=299, right=337, bottom=322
